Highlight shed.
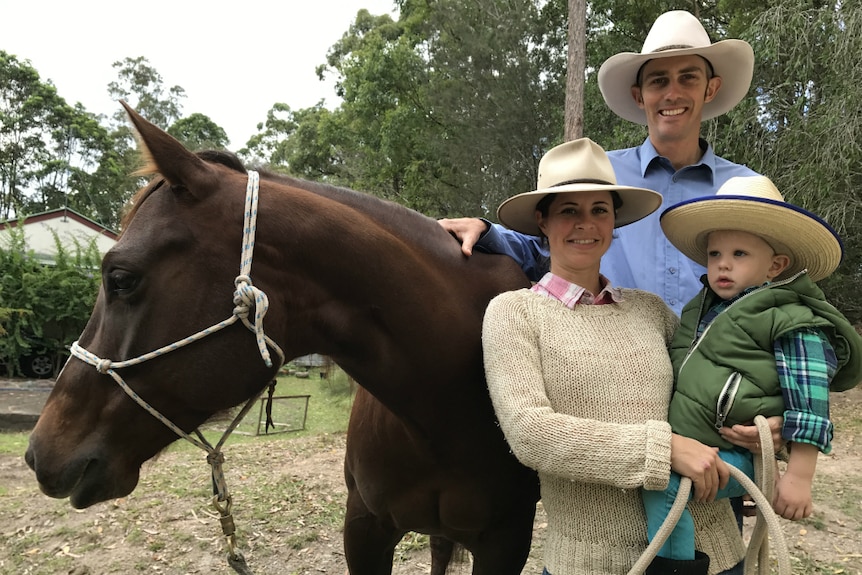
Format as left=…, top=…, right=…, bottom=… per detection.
left=0, top=208, right=118, bottom=262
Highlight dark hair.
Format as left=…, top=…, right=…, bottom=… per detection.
left=535, top=190, right=623, bottom=218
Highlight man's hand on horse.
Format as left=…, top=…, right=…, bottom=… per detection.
left=438, top=218, right=488, bottom=257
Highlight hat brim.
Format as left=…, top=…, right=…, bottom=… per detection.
left=598, top=40, right=754, bottom=125
left=660, top=195, right=843, bottom=282
left=497, top=183, right=663, bottom=237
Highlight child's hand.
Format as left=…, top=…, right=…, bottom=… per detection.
left=773, top=471, right=813, bottom=520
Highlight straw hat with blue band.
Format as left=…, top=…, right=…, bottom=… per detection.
left=659, top=176, right=843, bottom=282
left=496, top=138, right=663, bottom=237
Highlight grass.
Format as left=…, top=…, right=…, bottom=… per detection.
left=0, top=359, right=356, bottom=571
left=0, top=365, right=355, bottom=459
left=0, top=431, right=28, bottom=456
left=0, top=364, right=356, bottom=575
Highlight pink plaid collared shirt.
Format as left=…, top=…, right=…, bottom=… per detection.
left=530, top=272, right=622, bottom=308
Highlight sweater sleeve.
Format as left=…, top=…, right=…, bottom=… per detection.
left=482, top=292, right=672, bottom=491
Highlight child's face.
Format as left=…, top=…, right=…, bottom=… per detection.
left=706, top=230, right=790, bottom=300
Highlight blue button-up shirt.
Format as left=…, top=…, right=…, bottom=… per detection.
left=476, top=137, right=759, bottom=315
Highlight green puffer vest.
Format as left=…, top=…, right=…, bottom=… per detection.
left=669, top=272, right=862, bottom=449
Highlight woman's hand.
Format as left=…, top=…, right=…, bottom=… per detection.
left=719, top=415, right=785, bottom=454
left=670, top=434, right=730, bottom=502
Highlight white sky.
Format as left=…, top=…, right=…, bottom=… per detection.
left=3, top=0, right=398, bottom=149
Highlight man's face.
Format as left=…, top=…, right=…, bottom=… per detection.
left=631, top=54, right=722, bottom=145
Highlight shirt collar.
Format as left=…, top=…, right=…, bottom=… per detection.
left=531, top=272, right=623, bottom=308
left=700, top=282, right=771, bottom=334
left=638, top=137, right=716, bottom=181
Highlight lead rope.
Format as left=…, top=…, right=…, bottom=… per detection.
left=627, top=416, right=791, bottom=575
left=69, top=171, right=283, bottom=575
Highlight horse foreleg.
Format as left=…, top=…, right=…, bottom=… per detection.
left=429, top=536, right=456, bottom=575
left=343, top=487, right=404, bottom=575
left=467, top=503, right=537, bottom=575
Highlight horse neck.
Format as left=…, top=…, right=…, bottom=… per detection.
left=256, top=180, right=485, bottom=415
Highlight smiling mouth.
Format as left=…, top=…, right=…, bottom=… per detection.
left=660, top=107, right=686, bottom=117
left=568, top=239, right=598, bottom=245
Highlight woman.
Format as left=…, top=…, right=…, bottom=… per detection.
left=482, top=138, right=745, bottom=575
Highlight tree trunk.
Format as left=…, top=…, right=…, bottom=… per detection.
left=565, top=0, right=586, bottom=141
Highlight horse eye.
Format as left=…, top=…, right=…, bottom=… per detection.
left=106, top=270, right=139, bottom=294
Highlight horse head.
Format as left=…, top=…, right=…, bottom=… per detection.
left=26, top=104, right=283, bottom=507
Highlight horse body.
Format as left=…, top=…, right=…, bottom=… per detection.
left=25, top=106, right=539, bottom=574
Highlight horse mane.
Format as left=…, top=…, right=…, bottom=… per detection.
left=120, top=150, right=450, bottom=254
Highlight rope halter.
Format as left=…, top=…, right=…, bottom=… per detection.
left=68, top=170, right=284, bottom=571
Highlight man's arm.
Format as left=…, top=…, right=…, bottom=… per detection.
left=438, top=218, right=489, bottom=256
left=438, top=217, right=550, bottom=282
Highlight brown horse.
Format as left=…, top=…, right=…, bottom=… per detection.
left=25, top=104, right=539, bottom=574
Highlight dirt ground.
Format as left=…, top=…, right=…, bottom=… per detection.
left=1, top=384, right=861, bottom=575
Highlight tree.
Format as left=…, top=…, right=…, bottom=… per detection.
left=103, top=56, right=189, bottom=229
left=565, top=0, right=586, bottom=140
left=275, top=1, right=564, bottom=218
left=0, top=52, right=68, bottom=219
left=167, top=113, right=230, bottom=151
left=0, top=52, right=122, bottom=227
left=737, top=0, right=862, bottom=322
left=108, top=56, right=185, bottom=131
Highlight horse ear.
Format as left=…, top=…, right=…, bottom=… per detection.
left=120, top=101, right=218, bottom=199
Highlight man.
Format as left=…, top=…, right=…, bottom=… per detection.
left=440, top=10, right=757, bottom=316
left=440, top=11, right=775, bottom=573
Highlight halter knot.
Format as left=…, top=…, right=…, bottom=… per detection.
left=96, top=359, right=112, bottom=374
left=232, top=275, right=254, bottom=318
left=207, top=451, right=226, bottom=466
left=232, top=274, right=274, bottom=367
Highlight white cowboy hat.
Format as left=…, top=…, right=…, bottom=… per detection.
left=660, top=176, right=843, bottom=282
left=597, top=10, right=754, bottom=125
left=497, top=138, right=662, bottom=236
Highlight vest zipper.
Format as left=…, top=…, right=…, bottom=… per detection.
left=677, top=271, right=805, bottom=375
left=715, top=372, right=742, bottom=429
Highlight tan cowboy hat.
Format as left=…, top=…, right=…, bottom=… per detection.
left=497, top=138, right=662, bottom=236
left=597, top=10, right=754, bottom=125
left=660, top=176, right=843, bottom=282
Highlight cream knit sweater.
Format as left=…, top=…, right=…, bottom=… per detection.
left=482, top=288, right=745, bottom=575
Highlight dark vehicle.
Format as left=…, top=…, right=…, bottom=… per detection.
left=4, top=333, right=63, bottom=379
left=19, top=345, right=57, bottom=378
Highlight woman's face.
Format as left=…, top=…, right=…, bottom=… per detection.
left=536, top=190, right=615, bottom=276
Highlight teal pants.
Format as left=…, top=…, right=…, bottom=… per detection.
left=642, top=447, right=754, bottom=560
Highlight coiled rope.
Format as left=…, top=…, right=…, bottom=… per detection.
left=627, top=415, right=791, bottom=575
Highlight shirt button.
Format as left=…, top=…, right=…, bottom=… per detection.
left=669, top=299, right=677, bottom=307
left=669, top=267, right=677, bottom=274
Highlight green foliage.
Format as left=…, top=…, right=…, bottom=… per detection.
left=266, top=1, right=563, bottom=219
left=108, top=56, right=185, bottom=131
left=167, top=112, right=230, bottom=151
left=714, top=0, right=862, bottom=322
left=3, top=1, right=861, bottom=319
left=0, top=51, right=70, bottom=220
left=0, top=223, right=101, bottom=376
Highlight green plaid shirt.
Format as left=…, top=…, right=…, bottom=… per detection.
left=700, top=286, right=836, bottom=453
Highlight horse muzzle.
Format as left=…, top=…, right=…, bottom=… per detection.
left=25, top=433, right=140, bottom=508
